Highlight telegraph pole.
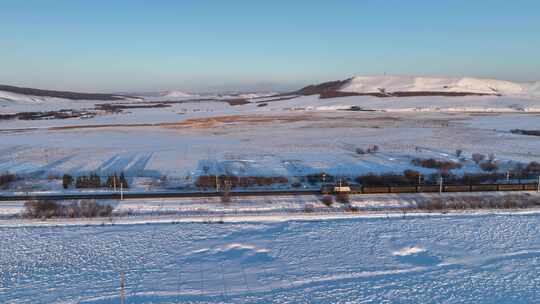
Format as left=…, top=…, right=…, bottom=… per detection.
left=120, top=272, right=125, bottom=304
left=439, top=177, right=443, bottom=194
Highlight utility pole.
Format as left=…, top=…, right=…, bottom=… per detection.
left=113, top=175, right=117, bottom=192
left=439, top=177, right=443, bottom=194
left=216, top=176, right=220, bottom=192
left=120, top=182, right=124, bottom=200
left=537, top=176, right=540, bottom=192
left=120, top=272, right=125, bottom=304
left=418, top=173, right=422, bottom=185
left=506, top=171, right=510, bottom=183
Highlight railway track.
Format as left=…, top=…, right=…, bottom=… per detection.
left=0, top=182, right=538, bottom=202
left=0, top=189, right=321, bottom=202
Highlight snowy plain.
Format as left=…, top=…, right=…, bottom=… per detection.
left=2, top=76, right=540, bottom=303
left=2, top=214, right=540, bottom=303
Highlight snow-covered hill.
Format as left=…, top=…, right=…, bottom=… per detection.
left=297, top=76, right=540, bottom=99
left=0, top=84, right=131, bottom=103
left=340, top=76, right=525, bottom=95
left=0, top=90, right=48, bottom=103
left=160, top=90, right=194, bottom=98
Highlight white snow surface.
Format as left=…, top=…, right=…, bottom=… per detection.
left=160, top=90, right=193, bottom=98
left=2, top=214, right=540, bottom=303
left=339, top=75, right=538, bottom=97
left=1, top=76, right=539, bottom=191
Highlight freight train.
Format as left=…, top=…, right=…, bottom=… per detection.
left=320, top=182, right=539, bottom=195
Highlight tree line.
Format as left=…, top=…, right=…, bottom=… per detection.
left=62, top=173, right=129, bottom=189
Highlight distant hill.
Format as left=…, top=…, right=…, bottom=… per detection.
left=0, top=84, right=131, bottom=101
left=293, top=76, right=540, bottom=99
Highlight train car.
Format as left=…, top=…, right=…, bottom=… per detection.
left=470, top=184, right=498, bottom=192
left=444, top=185, right=471, bottom=192
left=497, top=184, right=524, bottom=191
left=320, top=183, right=359, bottom=194
left=320, top=184, right=334, bottom=195
left=362, top=186, right=391, bottom=194
left=390, top=186, right=417, bottom=193
left=417, top=185, right=440, bottom=193
left=322, top=181, right=536, bottom=195
left=349, top=185, right=363, bottom=194
left=523, top=183, right=538, bottom=191
left=334, top=185, right=351, bottom=193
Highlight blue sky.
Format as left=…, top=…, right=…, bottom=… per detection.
left=1, top=0, right=539, bottom=92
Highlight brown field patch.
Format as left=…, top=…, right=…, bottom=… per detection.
left=0, top=112, right=405, bottom=133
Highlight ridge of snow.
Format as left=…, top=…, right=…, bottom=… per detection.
left=0, top=90, right=47, bottom=103
left=339, top=76, right=533, bottom=96
left=524, top=81, right=540, bottom=97
left=160, top=90, right=193, bottom=98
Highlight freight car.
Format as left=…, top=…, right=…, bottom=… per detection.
left=321, top=182, right=538, bottom=194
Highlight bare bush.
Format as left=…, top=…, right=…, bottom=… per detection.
left=62, top=174, right=73, bottom=189
left=196, top=175, right=289, bottom=189
left=511, top=129, right=540, bottom=136
left=404, top=170, right=421, bottom=182
left=344, top=205, right=359, bottom=212
left=526, top=161, right=540, bottom=174
left=417, top=197, right=445, bottom=211
left=355, top=148, right=366, bottom=155
left=221, top=181, right=232, bottom=204
left=479, top=161, right=499, bottom=172
left=336, top=192, right=350, bottom=204
left=303, top=204, right=315, bottom=213
left=0, top=172, right=16, bottom=187
left=356, top=145, right=379, bottom=155
left=24, top=200, right=113, bottom=219
left=411, top=158, right=462, bottom=171
left=104, top=172, right=129, bottom=189
left=321, top=195, right=334, bottom=207
left=75, top=173, right=102, bottom=189
left=420, top=195, right=534, bottom=211
left=472, top=153, right=486, bottom=164
left=306, top=173, right=334, bottom=184
left=488, top=153, right=496, bottom=163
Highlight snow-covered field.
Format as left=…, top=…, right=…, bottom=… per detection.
left=1, top=76, right=540, bottom=303
left=2, top=82, right=540, bottom=192
left=2, top=214, right=540, bottom=303
left=1, top=110, right=539, bottom=192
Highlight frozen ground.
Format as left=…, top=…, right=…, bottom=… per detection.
left=1, top=110, right=539, bottom=193
left=2, top=79, right=540, bottom=303
left=2, top=214, right=540, bottom=303
left=2, top=79, right=540, bottom=192
left=2, top=191, right=540, bottom=223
